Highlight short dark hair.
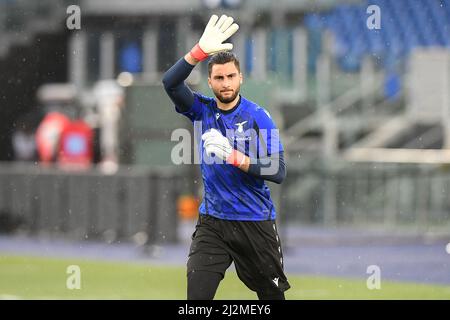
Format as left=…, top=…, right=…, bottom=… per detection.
left=207, top=52, right=240, bottom=76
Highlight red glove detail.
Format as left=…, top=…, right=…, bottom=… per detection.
left=189, top=43, right=209, bottom=62
left=226, top=150, right=246, bottom=167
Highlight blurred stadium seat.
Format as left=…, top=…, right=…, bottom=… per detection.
left=305, top=0, right=450, bottom=71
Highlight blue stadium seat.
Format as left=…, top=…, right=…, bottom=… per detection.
left=305, top=0, right=450, bottom=72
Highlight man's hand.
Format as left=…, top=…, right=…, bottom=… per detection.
left=190, top=15, right=239, bottom=62
left=202, top=129, right=247, bottom=168
left=202, top=128, right=233, bottom=160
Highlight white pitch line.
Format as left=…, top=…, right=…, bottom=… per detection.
left=0, top=294, right=22, bottom=300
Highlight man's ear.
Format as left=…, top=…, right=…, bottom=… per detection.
left=240, top=73, right=243, bottom=84
left=208, top=78, right=212, bottom=88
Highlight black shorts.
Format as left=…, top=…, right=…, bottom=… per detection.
left=187, top=214, right=290, bottom=294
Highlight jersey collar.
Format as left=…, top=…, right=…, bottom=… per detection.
left=216, top=95, right=241, bottom=115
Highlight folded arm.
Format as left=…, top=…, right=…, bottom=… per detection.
left=202, top=129, right=286, bottom=184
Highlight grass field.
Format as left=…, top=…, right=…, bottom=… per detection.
left=1, top=255, right=450, bottom=300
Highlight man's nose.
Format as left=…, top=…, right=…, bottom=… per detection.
left=223, top=79, right=231, bottom=88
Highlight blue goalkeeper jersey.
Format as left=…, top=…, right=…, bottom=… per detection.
left=175, top=92, right=283, bottom=221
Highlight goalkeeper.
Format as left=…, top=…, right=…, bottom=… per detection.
left=162, top=14, right=290, bottom=300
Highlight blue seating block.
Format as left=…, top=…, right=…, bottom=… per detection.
left=306, top=0, right=450, bottom=71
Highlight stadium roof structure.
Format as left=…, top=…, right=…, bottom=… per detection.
left=79, top=0, right=363, bottom=15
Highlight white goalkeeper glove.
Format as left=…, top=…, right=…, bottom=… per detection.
left=190, top=14, right=239, bottom=62
left=202, top=128, right=245, bottom=166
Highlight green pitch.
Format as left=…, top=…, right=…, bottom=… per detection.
left=1, top=255, right=450, bottom=299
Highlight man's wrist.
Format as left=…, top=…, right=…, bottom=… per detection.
left=189, top=43, right=209, bottom=62
left=184, top=52, right=200, bottom=66
left=226, top=150, right=249, bottom=171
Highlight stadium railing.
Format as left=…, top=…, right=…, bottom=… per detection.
left=0, top=162, right=181, bottom=245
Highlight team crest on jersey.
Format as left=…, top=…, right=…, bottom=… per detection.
left=233, top=121, right=251, bottom=142
left=235, top=121, right=247, bottom=133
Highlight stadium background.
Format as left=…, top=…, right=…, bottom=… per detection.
left=0, top=0, right=450, bottom=299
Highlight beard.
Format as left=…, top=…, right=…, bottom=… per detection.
left=213, top=86, right=240, bottom=104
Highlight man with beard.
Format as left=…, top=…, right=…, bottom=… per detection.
left=162, top=14, right=290, bottom=300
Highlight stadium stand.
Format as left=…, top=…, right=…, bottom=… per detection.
left=305, top=0, right=450, bottom=71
